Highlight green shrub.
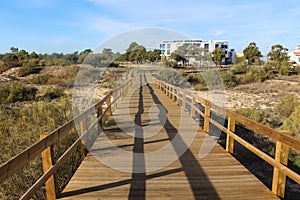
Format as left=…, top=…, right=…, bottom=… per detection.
left=275, top=94, right=299, bottom=119
left=220, top=71, right=239, bottom=87
left=236, top=108, right=270, bottom=126
left=29, top=73, right=52, bottom=84
left=164, top=60, right=178, bottom=68
left=230, top=62, right=248, bottom=74
left=239, top=66, right=274, bottom=84
left=48, top=65, right=79, bottom=87
left=42, top=86, right=64, bottom=100
left=0, top=98, right=82, bottom=199
left=154, top=68, right=186, bottom=86
left=17, top=62, right=42, bottom=77
left=0, top=82, right=37, bottom=103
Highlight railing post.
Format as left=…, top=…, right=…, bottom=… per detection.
left=176, top=88, right=180, bottom=105
left=272, top=131, right=291, bottom=198
left=166, top=85, right=169, bottom=97
left=203, top=101, right=211, bottom=133
left=97, top=105, right=103, bottom=127
left=191, top=94, right=195, bottom=118
left=182, top=90, right=187, bottom=110
left=106, top=94, right=112, bottom=120
left=172, top=86, right=175, bottom=101
left=226, top=116, right=235, bottom=154
left=80, top=117, right=88, bottom=158
left=40, top=133, right=56, bottom=200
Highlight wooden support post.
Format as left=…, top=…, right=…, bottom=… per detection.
left=166, top=85, right=169, bottom=97
left=106, top=95, right=112, bottom=120
left=80, top=118, right=88, bottom=158
left=97, top=106, right=103, bottom=127
left=40, top=133, right=56, bottom=200
left=182, top=90, right=187, bottom=110
left=176, top=88, right=181, bottom=106
left=191, top=94, right=195, bottom=118
left=203, top=101, right=211, bottom=133
left=272, top=131, right=291, bottom=198
left=172, top=87, right=175, bottom=101
left=226, top=117, right=235, bottom=154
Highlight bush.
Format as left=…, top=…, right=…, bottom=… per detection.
left=0, top=98, right=82, bottom=199
left=220, top=71, right=239, bottom=87
left=42, top=86, right=64, bottom=100
left=48, top=65, right=79, bottom=87
left=164, top=60, right=178, bottom=68
left=29, top=73, right=52, bottom=84
left=236, top=108, right=270, bottom=126
left=17, top=62, right=42, bottom=77
left=230, top=62, right=248, bottom=74
left=239, top=66, right=274, bottom=84
left=154, top=68, right=186, bottom=86
left=0, top=82, right=37, bottom=103
left=275, top=93, right=299, bottom=119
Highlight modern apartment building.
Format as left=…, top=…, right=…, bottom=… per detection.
left=160, top=39, right=235, bottom=64
left=288, top=45, right=300, bottom=66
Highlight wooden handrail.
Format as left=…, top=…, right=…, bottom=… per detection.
left=154, top=77, right=300, bottom=198
left=0, top=77, right=134, bottom=200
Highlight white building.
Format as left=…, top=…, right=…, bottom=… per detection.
left=160, top=39, right=235, bottom=64
left=288, top=45, right=300, bottom=66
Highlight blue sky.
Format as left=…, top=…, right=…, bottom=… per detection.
left=1, top=0, right=300, bottom=54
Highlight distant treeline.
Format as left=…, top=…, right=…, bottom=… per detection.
left=0, top=42, right=162, bottom=73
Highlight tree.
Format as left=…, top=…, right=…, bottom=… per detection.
left=170, top=52, right=186, bottom=65
left=147, top=49, right=161, bottom=62
left=102, top=48, right=114, bottom=61
left=2, top=53, right=19, bottom=68
left=78, top=49, right=93, bottom=63
left=187, top=47, right=211, bottom=68
left=170, top=44, right=190, bottom=66
left=10, top=47, right=19, bottom=54
left=126, top=42, right=146, bottom=63
left=243, top=42, right=262, bottom=65
left=267, top=44, right=291, bottom=75
left=30, top=51, right=39, bottom=59
left=211, top=47, right=225, bottom=67
left=268, top=44, right=290, bottom=62
left=18, top=49, right=29, bottom=60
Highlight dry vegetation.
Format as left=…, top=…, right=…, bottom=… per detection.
left=0, top=61, right=130, bottom=199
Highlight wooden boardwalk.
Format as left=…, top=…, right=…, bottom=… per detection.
left=60, top=73, right=278, bottom=200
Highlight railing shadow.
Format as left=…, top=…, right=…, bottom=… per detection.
left=144, top=73, right=220, bottom=200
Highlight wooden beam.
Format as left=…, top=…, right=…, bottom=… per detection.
left=40, top=133, right=56, bottom=200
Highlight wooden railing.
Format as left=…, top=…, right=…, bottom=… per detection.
left=154, top=78, right=300, bottom=198
left=0, top=77, right=134, bottom=200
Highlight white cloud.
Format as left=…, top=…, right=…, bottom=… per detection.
left=83, top=17, right=134, bottom=36
left=215, top=30, right=224, bottom=36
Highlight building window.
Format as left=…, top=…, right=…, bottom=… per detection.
left=221, top=44, right=228, bottom=49
left=204, top=44, right=209, bottom=49
left=167, top=50, right=170, bottom=55
left=167, top=44, right=171, bottom=49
